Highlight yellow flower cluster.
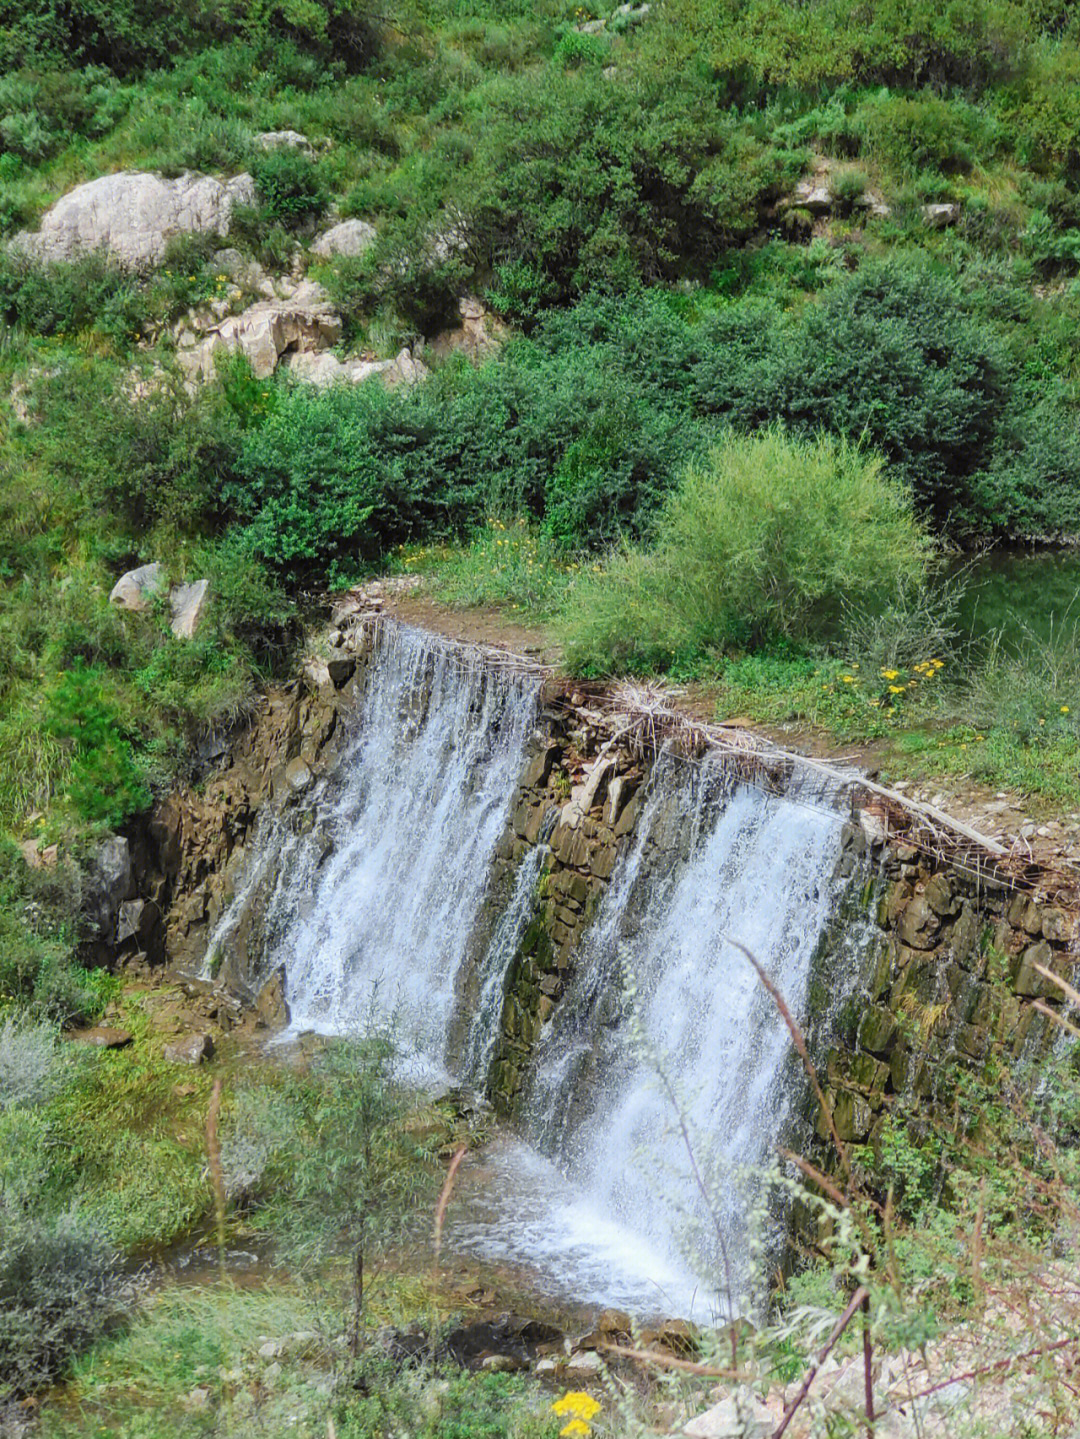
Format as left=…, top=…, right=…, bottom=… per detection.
left=552, top=1391, right=601, bottom=1438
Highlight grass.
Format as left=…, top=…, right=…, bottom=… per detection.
left=396, top=518, right=578, bottom=619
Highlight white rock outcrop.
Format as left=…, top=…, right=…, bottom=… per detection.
left=284, top=346, right=429, bottom=389
left=311, top=218, right=377, bottom=259
left=14, top=170, right=257, bottom=268
left=175, top=279, right=342, bottom=382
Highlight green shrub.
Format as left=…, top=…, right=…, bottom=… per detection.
left=966, top=621, right=1080, bottom=744
left=561, top=428, right=934, bottom=674
left=0, top=1206, right=123, bottom=1398
left=44, top=663, right=151, bottom=826
left=693, top=258, right=1008, bottom=524
left=251, top=148, right=327, bottom=226
left=0, top=251, right=147, bottom=345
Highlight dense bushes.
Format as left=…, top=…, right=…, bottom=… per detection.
left=0, top=0, right=380, bottom=76
left=562, top=429, right=934, bottom=674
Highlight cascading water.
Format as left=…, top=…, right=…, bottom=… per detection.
left=453, top=755, right=854, bottom=1317
left=210, top=623, right=871, bottom=1317
left=208, top=621, right=541, bottom=1078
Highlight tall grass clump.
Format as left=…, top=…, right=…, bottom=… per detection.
left=562, top=428, right=934, bottom=675
left=966, top=618, right=1080, bottom=744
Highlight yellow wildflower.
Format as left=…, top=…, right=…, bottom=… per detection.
left=553, top=1395, right=601, bottom=1421
left=841, top=675, right=856, bottom=684
left=560, top=1423, right=591, bottom=1439
left=888, top=685, right=904, bottom=695
left=881, top=669, right=899, bottom=680
left=1062, top=706, right=1070, bottom=715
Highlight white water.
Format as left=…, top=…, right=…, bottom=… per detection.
left=209, top=627, right=864, bottom=1316
left=461, top=841, right=549, bottom=1090
left=519, top=757, right=848, bottom=1317
left=210, top=622, right=540, bottom=1078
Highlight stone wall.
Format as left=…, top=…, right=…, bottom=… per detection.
left=804, top=821, right=1078, bottom=1159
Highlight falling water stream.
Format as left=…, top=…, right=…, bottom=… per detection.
left=210, top=622, right=865, bottom=1317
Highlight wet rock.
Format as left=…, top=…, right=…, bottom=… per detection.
left=326, top=653, right=356, bottom=687
left=1012, top=940, right=1055, bottom=998
left=163, top=1032, right=214, bottom=1065
left=110, top=561, right=164, bottom=612
left=285, top=757, right=313, bottom=793
left=63, top=1026, right=133, bottom=1049
left=1042, top=906, right=1074, bottom=943
left=897, top=895, right=940, bottom=949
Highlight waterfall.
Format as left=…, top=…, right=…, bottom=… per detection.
left=208, top=623, right=869, bottom=1317
left=209, top=622, right=540, bottom=1078
left=461, top=840, right=549, bottom=1091
left=511, top=755, right=851, bottom=1316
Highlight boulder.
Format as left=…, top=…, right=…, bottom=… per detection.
left=793, top=176, right=833, bottom=214
left=284, top=350, right=397, bottom=388
left=175, top=281, right=342, bottom=382
left=170, top=579, right=210, bottom=639
left=14, top=170, right=256, bottom=267
left=283, top=346, right=427, bottom=390
left=110, top=562, right=164, bottom=612
left=684, top=1391, right=772, bottom=1439
left=312, top=218, right=377, bottom=258
left=163, top=1032, right=214, bottom=1065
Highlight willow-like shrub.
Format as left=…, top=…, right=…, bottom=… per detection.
left=561, top=428, right=934, bottom=675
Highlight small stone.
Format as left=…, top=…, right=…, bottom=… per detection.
left=534, top=1357, right=559, bottom=1374
left=564, top=1349, right=603, bottom=1374
left=163, top=1032, right=214, bottom=1065
left=326, top=653, right=356, bottom=686
left=185, top=1386, right=211, bottom=1409
left=256, top=130, right=311, bottom=150
left=480, top=1354, right=523, bottom=1372
left=258, top=1339, right=282, bottom=1360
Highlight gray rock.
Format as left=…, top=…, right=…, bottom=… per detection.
left=170, top=579, right=210, bottom=639
left=110, top=562, right=164, bottom=612
left=85, top=835, right=135, bottom=940
left=684, top=1391, right=772, bottom=1439
left=14, top=170, right=256, bottom=268
left=922, top=202, right=959, bottom=227
left=564, top=1349, right=603, bottom=1374
left=312, top=218, right=377, bottom=258
left=256, top=130, right=311, bottom=150
left=164, top=1032, right=214, bottom=1065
